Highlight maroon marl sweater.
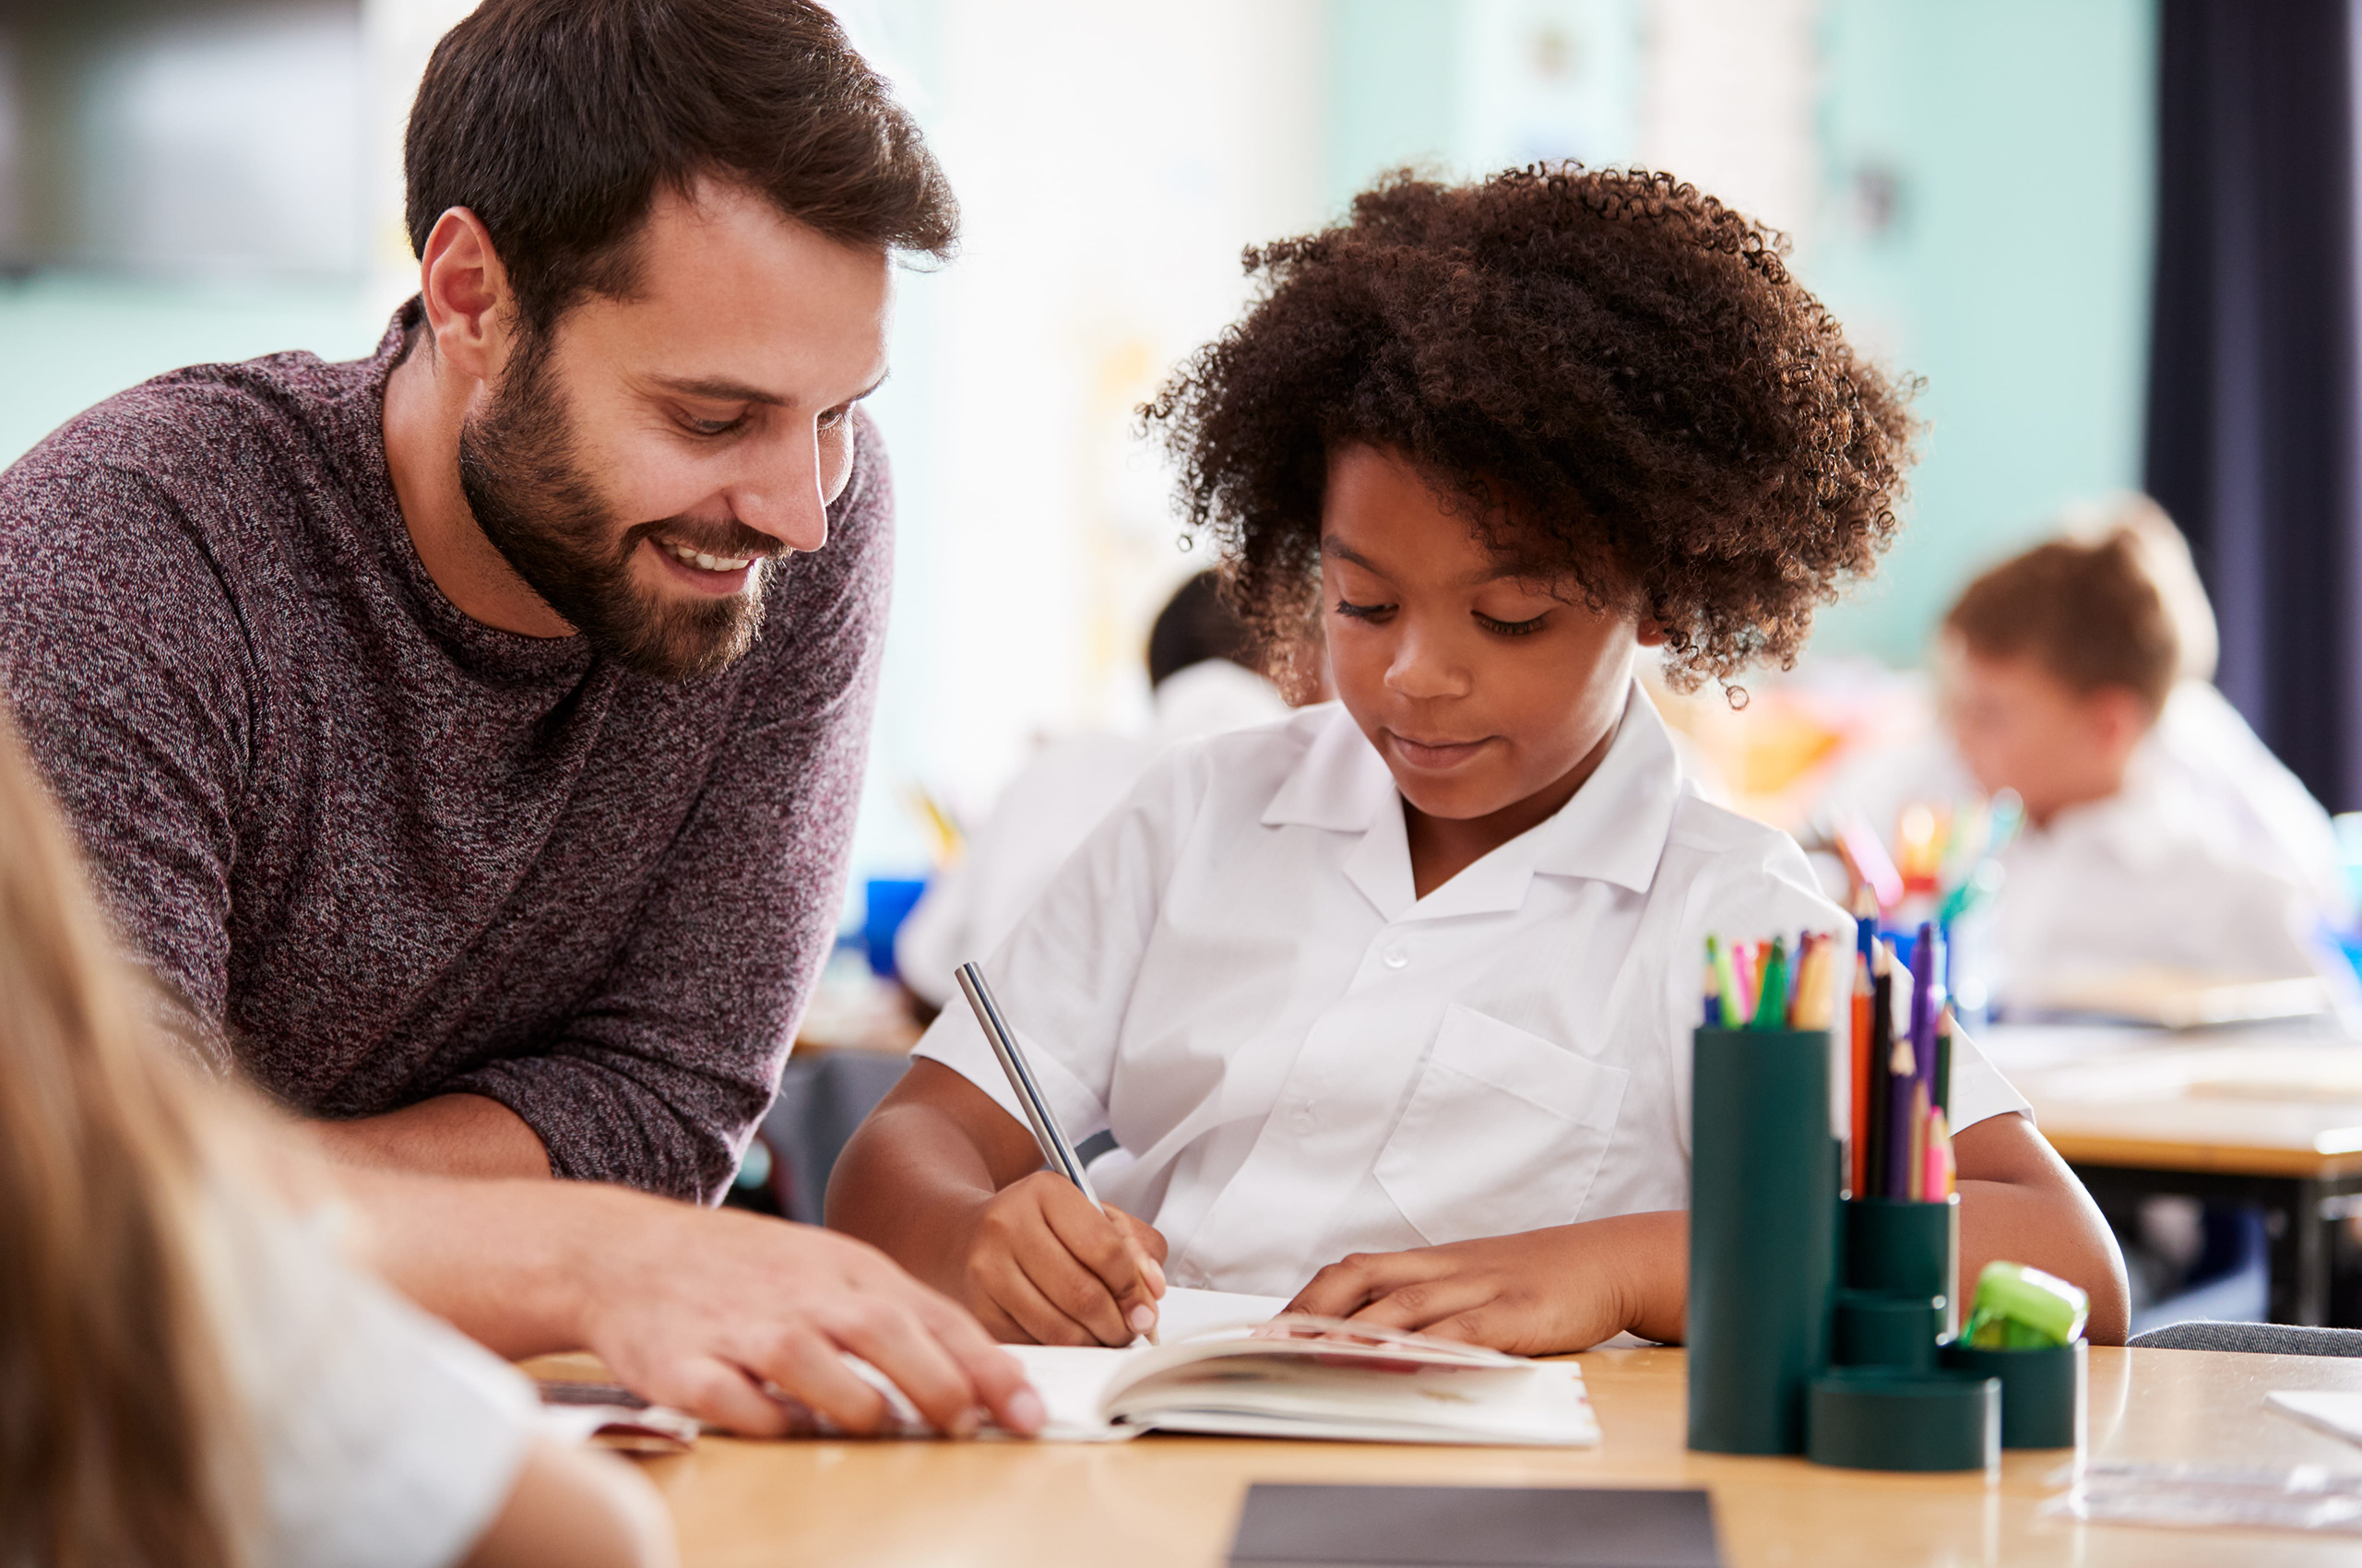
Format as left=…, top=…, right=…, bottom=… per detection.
left=0, top=306, right=888, bottom=1202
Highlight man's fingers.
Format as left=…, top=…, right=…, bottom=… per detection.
left=905, top=1289, right=1045, bottom=1433
left=818, top=1301, right=986, bottom=1436
left=746, top=1327, right=894, bottom=1434
left=652, top=1355, right=795, bottom=1438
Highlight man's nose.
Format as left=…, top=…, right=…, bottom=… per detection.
left=729, top=422, right=831, bottom=553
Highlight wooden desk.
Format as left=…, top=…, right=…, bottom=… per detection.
left=1987, top=1020, right=2362, bottom=1325
left=639, top=1345, right=2362, bottom=1567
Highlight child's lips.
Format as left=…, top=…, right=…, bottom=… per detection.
left=1384, top=731, right=1495, bottom=770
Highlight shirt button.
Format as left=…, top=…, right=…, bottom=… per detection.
left=1291, top=1106, right=1317, bottom=1134
left=1382, top=945, right=1409, bottom=969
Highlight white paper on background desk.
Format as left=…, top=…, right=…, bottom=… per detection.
left=2269, top=1390, right=2362, bottom=1448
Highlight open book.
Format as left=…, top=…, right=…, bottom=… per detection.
left=1000, top=1289, right=1599, bottom=1446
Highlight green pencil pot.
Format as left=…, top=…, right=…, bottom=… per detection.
left=1831, top=1289, right=1944, bottom=1371
left=1687, top=1028, right=1837, bottom=1455
left=1806, top=1369, right=2000, bottom=1472
left=1941, top=1340, right=2086, bottom=1449
left=1843, top=1195, right=1960, bottom=1336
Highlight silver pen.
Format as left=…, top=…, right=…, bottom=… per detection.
left=953, top=959, right=1155, bottom=1341
left=954, top=960, right=1100, bottom=1201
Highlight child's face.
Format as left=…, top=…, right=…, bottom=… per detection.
left=1320, top=444, right=1651, bottom=826
left=1938, top=635, right=2149, bottom=826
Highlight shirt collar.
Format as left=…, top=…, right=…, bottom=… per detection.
left=1260, top=682, right=1685, bottom=921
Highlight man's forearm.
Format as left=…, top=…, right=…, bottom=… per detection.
left=311, top=1091, right=553, bottom=1181
left=327, top=1160, right=599, bottom=1357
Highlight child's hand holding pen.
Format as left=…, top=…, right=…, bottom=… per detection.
left=960, top=1171, right=1169, bottom=1347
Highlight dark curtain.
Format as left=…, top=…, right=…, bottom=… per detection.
left=2145, top=0, right=2362, bottom=811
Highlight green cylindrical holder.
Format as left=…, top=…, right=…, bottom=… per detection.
left=1805, top=1369, right=2000, bottom=1472
left=1941, top=1340, right=2086, bottom=1449
left=1687, top=1028, right=1837, bottom=1455
left=1843, top=1195, right=1960, bottom=1335
left=1831, top=1289, right=1944, bottom=1371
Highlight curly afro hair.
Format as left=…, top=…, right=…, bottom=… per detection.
left=1141, top=164, right=1917, bottom=696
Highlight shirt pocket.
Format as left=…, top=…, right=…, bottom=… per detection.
left=1372, top=1004, right=1630, bottom=1245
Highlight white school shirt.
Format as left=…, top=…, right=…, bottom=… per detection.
left=915, top=683, right=2027, bottom=1300
left=1816, top=681, right=2348, bottom=1004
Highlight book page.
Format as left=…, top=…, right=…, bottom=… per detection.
left=1155, top=1286, right=1289, bottom=1342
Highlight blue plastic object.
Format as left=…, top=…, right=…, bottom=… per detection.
left=862, top=877, right=928, bottom=980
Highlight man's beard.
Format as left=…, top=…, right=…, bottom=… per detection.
left=456, top=336, right=777, bottom=681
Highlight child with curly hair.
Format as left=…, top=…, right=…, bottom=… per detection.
left=832, top=166, right=2129, bottom=1351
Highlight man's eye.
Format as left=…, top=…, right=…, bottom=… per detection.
left=682, top=411, right=748, bottom=437
left=818, top=404, right=853, bottom=431
left=1476, top=611, right=1549, bottom=636
left=1333, top=598, right=1394, bottom=621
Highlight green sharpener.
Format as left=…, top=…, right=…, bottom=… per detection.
left=1687, top=1028, right=1837, bottom=1455
left=1940, top=1339, right=2085, bottom=1449
left=1805, top=1368, right=2000, bottom=1472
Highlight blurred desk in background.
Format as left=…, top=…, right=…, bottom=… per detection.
left=1988, top=1019, right=2362, bottom=1326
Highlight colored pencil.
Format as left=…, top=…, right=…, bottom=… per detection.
left=1866, top=941, right=1894, bottom=1200
left=1751, top=937, right=1789, bottom=1029
left=1849, top=948, right=1872, bottom=1196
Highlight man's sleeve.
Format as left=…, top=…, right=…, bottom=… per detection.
left=0, top=450, right=251, bottom=1063
left=443, top=418, right=895, bottom=1202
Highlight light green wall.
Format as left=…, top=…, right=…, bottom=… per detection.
left=1800, top=0, right=2157, bottom=665
left=0, top=274, right=384, bottom=467
left=1323, top=0, right=2158, bottom=671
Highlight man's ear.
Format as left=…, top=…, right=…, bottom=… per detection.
left=416, top=207, right=516, bottom=387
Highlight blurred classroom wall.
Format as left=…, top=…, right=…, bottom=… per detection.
left=0, top=0, right=2162, bottom=889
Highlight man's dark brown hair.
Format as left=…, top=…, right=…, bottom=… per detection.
left=1945, top=530, right=2180, bottom=718
left=1142, top=165, right=1917, bottom=695
left=405, top=0, right=955, bottom=335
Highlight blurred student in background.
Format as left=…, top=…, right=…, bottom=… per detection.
left=0, top=707, right=672, bottom=1568
left=895, top=571, right=1292, bottom=1008
left=1824, top=497, right=2350, bottom=1012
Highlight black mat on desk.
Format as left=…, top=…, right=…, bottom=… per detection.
left=1226, top=1484, right=1722, bottom=1568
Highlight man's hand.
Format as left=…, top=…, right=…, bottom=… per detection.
left=956, top=1171, right=1168, bottom=1347
left=331, top=1167, right=1045, bottom=1439
left=566, top=1193, right=1045, bottom=1437
left=1284, top=1211, right=1688, bottom=1355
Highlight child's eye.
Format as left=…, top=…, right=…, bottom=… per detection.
left=1333, top=597, right=1395, bottom=622
left=1476, top=610, right=1549, bottom=636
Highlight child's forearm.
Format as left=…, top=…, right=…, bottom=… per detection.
left=1951, top=1112, right=2131, bottom=1345
left=826, top=1098, right=1001, bottom=1296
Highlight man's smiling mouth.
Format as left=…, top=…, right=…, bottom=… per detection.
left=657, top=537, right=757, bottom=573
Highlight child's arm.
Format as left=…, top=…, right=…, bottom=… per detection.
left=1950, top=1109, right=2131, bottom=1344
left=1287, top=1110, right=2129, bottom=1352
left=828, top=1060, right=1169, bottom=1347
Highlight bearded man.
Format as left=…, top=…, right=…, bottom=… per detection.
left=0, top=0, right=936, bottom=1202
left=0, top=0, right=1051, bottom=1442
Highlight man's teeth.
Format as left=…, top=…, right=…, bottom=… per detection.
left=659, top=539, right=754, bottom=573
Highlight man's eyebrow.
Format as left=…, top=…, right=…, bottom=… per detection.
left=647, top=372, right=888, bottom=407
